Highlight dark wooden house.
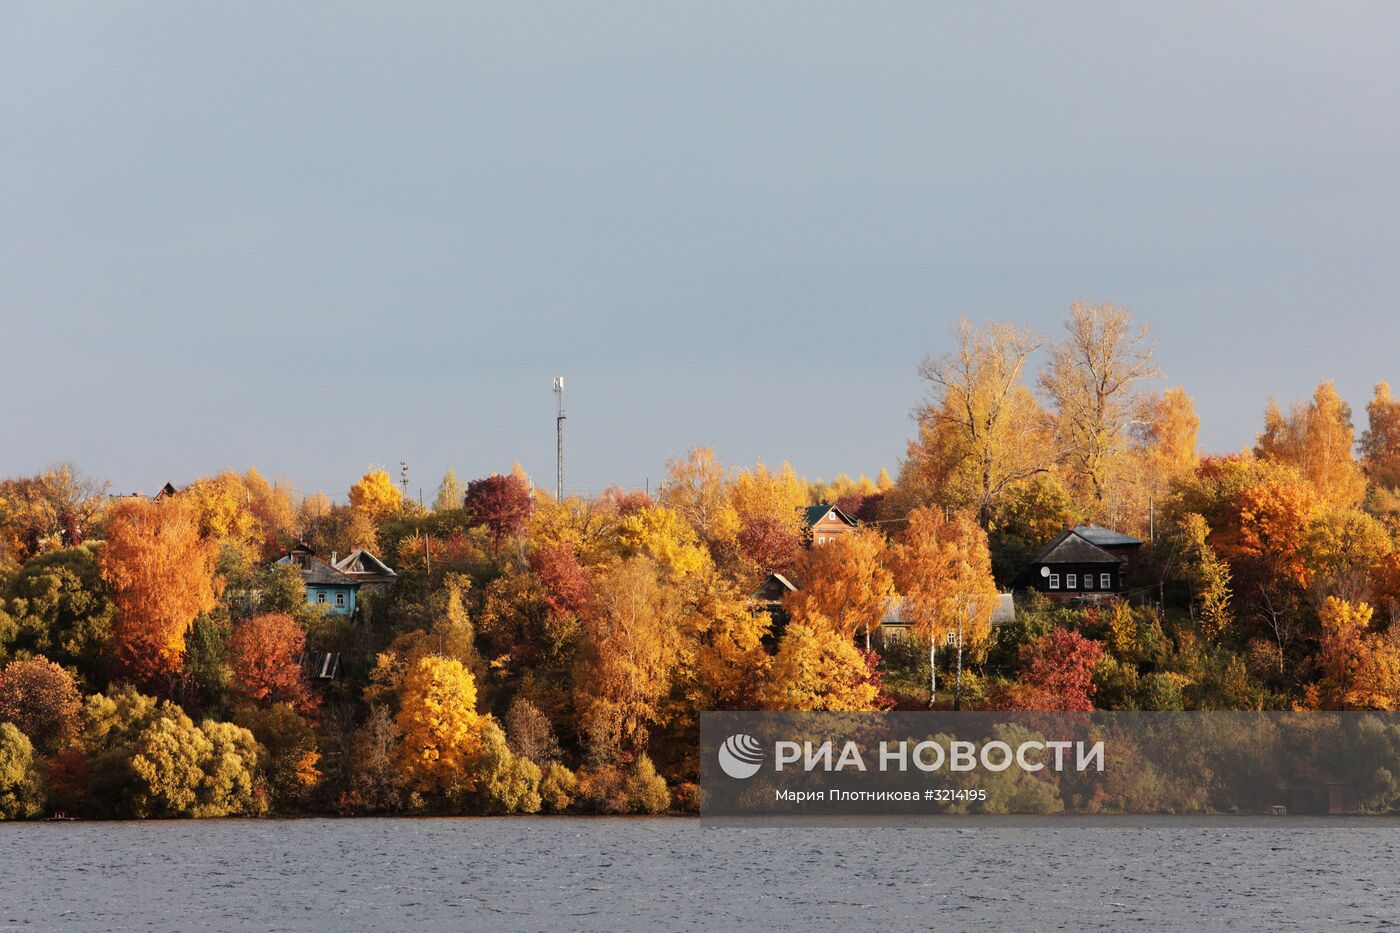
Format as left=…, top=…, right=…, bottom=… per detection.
left=1017, top=522, right=1144, bottom=601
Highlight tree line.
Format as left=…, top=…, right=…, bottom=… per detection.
left=3, top=300, right=1400, bottom=818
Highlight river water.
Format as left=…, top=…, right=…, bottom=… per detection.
left=1, top=816, right=1395, bottom=931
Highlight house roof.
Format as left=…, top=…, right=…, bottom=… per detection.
left=333, top=548, right=397, bottom=581
left=1072, top=523, right=1144, bottom=548
left=881, top=592, right=1015, bottom=627
left=274, top=553, right=357, bottom=587
left=801, top=504, right=858, bottom=529
left=991, top=593, right=1016, bottom=626
left=1031, top=529, right=1124, bottom=566
left=753, top=572, right=798, bottom=601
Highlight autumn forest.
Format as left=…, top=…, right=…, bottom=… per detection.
left=4, top=300, right=1400, bottom=819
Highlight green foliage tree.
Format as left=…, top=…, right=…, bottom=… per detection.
left=80, top=685, right=264, bottom=818
left=0, top=722, right=44, bottom=820
left=1, top=544, right=114, bottom=683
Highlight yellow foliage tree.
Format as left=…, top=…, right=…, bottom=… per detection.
left=1313, top=597, right=1400, bottom=711
left=784, top=527, right=893, bottom=651
left=1255, top=381, right=1367, bottom=512
left=730, top=461, right=808, bottom=534
left=573, top=558, right=681, bottom=763
left=761, top=614, right=879, bottom=711
left=184, top=471, right=263, bottom=558
left=659, top=447, right=740, bottom=546
left=616, top=506, right=710, bottom=578
left=692, top=588, right=772, bottom=710
left=396, top=655, right=483, bottom=793
left=1039, top=301, right=1160, bottom=506
left=910, top=319, right=1052, bottom=525
left=349, top=469, right=403, bottom=521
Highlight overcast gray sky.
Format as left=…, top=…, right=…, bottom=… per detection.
left=2, top=3, right=1398, bottom=500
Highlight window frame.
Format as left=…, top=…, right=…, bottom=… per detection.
left=1101, top=572, right=1112, bottom=589
left=1067, top=573, right=1078, bottom=590
left=1048, top=573, right=1060, bottom=590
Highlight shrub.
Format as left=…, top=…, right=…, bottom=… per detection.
left=0, top=723, right=44, bottom=820
left=624, top=754, right=670, bottom=814
left=539, top=761, right=578, bottom=813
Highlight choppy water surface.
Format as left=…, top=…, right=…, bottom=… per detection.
left=1, top=816, right=1396, bottom=931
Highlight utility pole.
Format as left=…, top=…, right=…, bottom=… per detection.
left=553, top=377, right=566, bottom=501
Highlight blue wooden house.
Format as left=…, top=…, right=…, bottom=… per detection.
left=274, top=543, right=361, bottom=615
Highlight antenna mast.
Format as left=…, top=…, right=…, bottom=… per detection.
left=399, top=461, right=409, bottom=499
left=553, top=377, right=565, bottom=500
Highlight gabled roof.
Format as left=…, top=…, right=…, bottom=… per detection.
left=753, top=572, right=798, bottom=602
left=801, top=504, right=858, bottom=529
left=274, top=553, right=357, bottom=587
left=1030, top=529, right=1124, bottom=566
left=333, top=548, right=397, bottom=580
left=1072, top=523, right=1144, bottom=548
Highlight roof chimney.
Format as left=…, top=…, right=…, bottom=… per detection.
left=330, top=551, right=337, bottom=566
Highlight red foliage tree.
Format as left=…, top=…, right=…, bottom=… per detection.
left=228, top=613, right=318, bottom=714
left=835, top=492, right=883, bottom=524
left=463, top=474, right=534, bottom=547
left=857, top=648, right=896, bottom=711
left=45, top=747, right=90, bottom=813
left=1002, top=627, right=1106, bottom=711
left=0, top=656, right=83, bottom=752
left=528, top=543, right=594, bottom=617
left=597, top=485, right=653, bottom=517
left=736, top=514, right=801, bottom=573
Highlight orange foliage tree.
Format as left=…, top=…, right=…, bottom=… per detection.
left=98, top=495, right=220, bottom=690
left=228, top=613, right=318, bottom=714
left=784, top=528, right=893, bottom=651
left=890, top=507, right=998, bottom=707
left=0, top=656, right=83, bottom=752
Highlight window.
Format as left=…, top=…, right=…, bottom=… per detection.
left=946, top=632, right=959, bottom=646
left=1067, top=573, right=1078, bottom=589
left=316, top=591, right=326, bottom=604
left=1048, top=573, right=1060, bottom=590
left=1101, top=573, right=1112, bottom=589
left=1083, top=575, right=1093, bottom=590
left=336, top=592, right=345, bottom=608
